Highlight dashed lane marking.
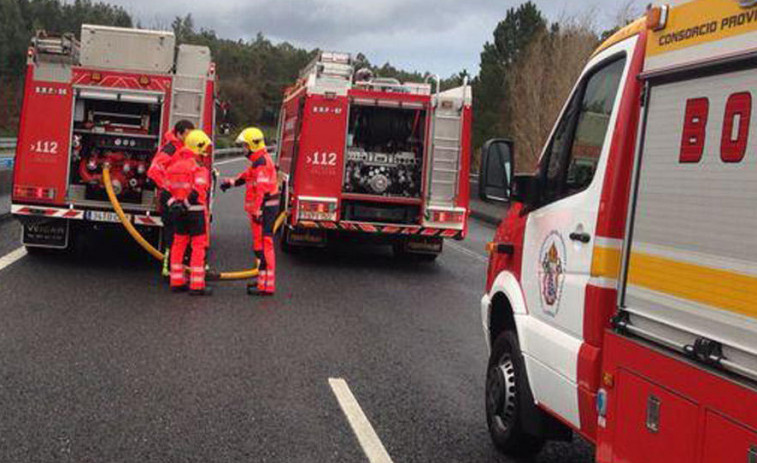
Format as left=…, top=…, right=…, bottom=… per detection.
left=329, top=378, right=394, bottom=463
left=446, top=241, right=488, bottom=264
left=0, top=247, right=27, bottom=272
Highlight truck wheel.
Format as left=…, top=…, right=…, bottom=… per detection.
left=486, top=330, right=545, bottom=456
left=412, top=252, right=439, bottom=262
left=279, top=226, right=299, bottom=254
left=392, top=243, right=439, bottom=262
left=24, top=246, right=49, bottom=256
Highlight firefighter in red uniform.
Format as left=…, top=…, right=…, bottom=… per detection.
left=220, top=127, right=279, bottom=296
left=147, top=119, right=195, bottom=277
left=166, top=129, right=213, bottom=296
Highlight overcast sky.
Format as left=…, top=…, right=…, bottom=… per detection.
left=108, top=0, right=646, bottom=77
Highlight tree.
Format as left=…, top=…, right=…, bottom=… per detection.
left=506, top=20, right=600, bottom=172
left=473, top=2, right=547, bottom=159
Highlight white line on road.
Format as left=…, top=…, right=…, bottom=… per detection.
left=0, top=247, right=27, bottom=272
left=214, top=156, right=247, bottom=166
left=446, top=241, right=488, bottom=264
left=328, top=378, right=394, bottom=463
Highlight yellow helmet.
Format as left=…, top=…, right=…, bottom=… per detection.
left=236, top=127, right=266, bottom=151
left=185, top=129, right=212, bottom=156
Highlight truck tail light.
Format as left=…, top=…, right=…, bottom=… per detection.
left=429, top=210, right=465, bottom=224
left=298, top=198, right=338, bottom=221
left=14, top=185, right=56, bottom=200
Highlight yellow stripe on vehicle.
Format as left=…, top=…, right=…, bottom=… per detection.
left=627, top=252, right=757, bottom=319
left=647, top=0, right=757, bottom=57
left=591, top=245, right=623, bottom=280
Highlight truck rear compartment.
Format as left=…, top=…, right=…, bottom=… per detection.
left=68, top=93, right=162, bottom=209
left=343, top=105, right=426, bottom=199
left=619, top=63, right=757, bottom=383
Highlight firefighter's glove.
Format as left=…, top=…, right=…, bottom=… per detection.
left=188, top=190, right=200, bottom=205
left=220, top=179, right=232, bottom=193
left=169, top=199, right=188, bottom=216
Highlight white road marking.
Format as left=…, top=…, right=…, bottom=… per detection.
left=328, top=378, right=394, bottom=463
left=447, top=241, right=488, bottom=264
left=214, top=157, right=247, bottom=166
left=0, top=247, right=27, bottom=272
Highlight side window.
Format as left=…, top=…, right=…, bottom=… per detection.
left=540, top=56, right=627, bottom=205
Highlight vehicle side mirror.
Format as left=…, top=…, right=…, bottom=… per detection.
left=478, top=138, right=513, bottom=203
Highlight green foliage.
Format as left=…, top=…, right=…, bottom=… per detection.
left=173, top=18, right=315, bottom=129
left=473, top=2, right=547, bottom=151
left=0, top=0, right=132, bottom=132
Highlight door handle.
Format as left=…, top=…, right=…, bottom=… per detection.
left=569, top=231, right=591, bottom=243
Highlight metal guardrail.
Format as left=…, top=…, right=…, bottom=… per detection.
left=214, top=147, right=245, bottom=158
left=0, top=138, right=14, bottom=217
left=0, top=137, right=16, bottom=150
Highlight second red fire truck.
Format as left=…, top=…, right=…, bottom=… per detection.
left=275, top=52, right=473, bottom=260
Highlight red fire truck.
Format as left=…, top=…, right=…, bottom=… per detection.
left=275, top=52, right=472, bottom=260
left=12, top=25, right=216, bottom=251
left=479, top=1, right=757, bottom=461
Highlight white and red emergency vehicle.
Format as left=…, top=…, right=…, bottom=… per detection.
left=479, top=1, right=757, bottom=461
left=275, top=52, right=472, bottom=260
left=12, top=25, right=216, bottom=251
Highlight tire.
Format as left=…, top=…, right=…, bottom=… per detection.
left=414, top=252, right=439, bottom=262
left=392, top=242, right=439, bottom=262
left=24, top=245, right=49, bottom=256
left=485, top=330, right=545, bottom=456
left=279, top=226, right=299, bottom=254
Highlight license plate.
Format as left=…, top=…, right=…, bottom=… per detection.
left=22, top=220, right=69, bottom=249
left=86, top=210, right=129, bottom=223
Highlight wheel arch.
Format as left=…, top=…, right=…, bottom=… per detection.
left=487, top=270, right=528, bottom=347
left=485, top=270, right=573, bottom=443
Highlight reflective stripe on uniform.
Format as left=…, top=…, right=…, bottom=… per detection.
left=188, top=205, right=205, bottom=212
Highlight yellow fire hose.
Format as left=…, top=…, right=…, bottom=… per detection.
left=102, top=166, right=285, bottom=281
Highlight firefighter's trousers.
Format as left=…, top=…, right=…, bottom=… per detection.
left=170, top=210, right=207, bottom=291
left=251, top=199, right=278, bottom=294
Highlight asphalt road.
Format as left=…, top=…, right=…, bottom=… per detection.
left=0, top=157, right=593, bottom=462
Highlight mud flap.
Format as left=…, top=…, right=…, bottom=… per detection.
left=22, top=219, right=69, bottom=249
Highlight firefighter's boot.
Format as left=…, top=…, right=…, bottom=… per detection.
left=189, top=287, right=213, bottom=296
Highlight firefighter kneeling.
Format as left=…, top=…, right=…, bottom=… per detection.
left=166, top=129, right=213, bottom=296
left=221, top=127, right=278, bottom=296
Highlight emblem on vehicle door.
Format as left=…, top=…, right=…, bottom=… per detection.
left=538, top=231, right=566, bottom=316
